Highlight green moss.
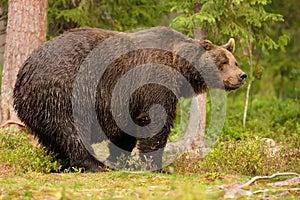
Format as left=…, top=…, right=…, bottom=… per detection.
left=0, top=129, right=62, bottom=174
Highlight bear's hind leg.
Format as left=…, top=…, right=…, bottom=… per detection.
left=55, top=123, right=107, bottom=172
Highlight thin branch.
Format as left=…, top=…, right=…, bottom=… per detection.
left=242, top=26, right=253, bottom=129
left=242, top=80, right=252, bottom=129
left=240, top=172, right=300, bottom=188
left=0, top=120, right=25, bottom=128
left=220, top=172, right=300, bottom=199
left=252, top=188, right=300, bottom=194
left=267, top=175, right=300, bottom=187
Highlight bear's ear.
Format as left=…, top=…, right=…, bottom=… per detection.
left=222, top=38, right=235, bottom=53
left=199, top=40, right=214, bottom=51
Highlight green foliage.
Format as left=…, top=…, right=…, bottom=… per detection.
left=0, top=129, right=62, bottom=173
left=263, top=0, right=300, bottom=99
left=173, top=136, right=300, bottom=176
left=98, top=0, right=169, bottom=31
left=170, top=0, right=285, bottom=49
left=0, top=0, right=170, bottom=37
left=47, top=0, right=169, bottom=37
left=171, top=91, right=299, bottom=176
left=47, top=0, right=91, bottom=37
left=171, top=88, right=300, bottom=141
left=224, top=92, right=300, bottom=140
left=0, top=0, right=8, bottom=22
left=169, top=98, right=191, bottom=142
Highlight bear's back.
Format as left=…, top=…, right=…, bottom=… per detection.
left=13, top=28, right=117, bottom=129
left=16, top=28, right=116, bottom=83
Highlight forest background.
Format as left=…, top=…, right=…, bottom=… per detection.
left=0, top=0, right=299, bottom=199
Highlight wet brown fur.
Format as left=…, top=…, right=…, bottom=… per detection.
left=13, top=27, right=245, bottom=171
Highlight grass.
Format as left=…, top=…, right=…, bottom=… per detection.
left=0, top=171, right=228, bottom=200
left=1, top=168, right=299, bottom=199
left=0, top=129, right=299, bottom=199
left=0, top=129, right=62, bottom=174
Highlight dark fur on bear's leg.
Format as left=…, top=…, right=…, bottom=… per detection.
left=34, top=122, right=107, bottom=172
left=137, top=130, right=169, bottom=171
left=64, top=127, right=107, bottom=172
left=107, top=133, right=137, bottom=169
left=72, top=152, right=107, bottom=172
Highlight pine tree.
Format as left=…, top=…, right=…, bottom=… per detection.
left=0, top=0, right=48, bottom=124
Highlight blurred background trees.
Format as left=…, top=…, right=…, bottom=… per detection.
left=47, top=0, right=169, bottom=37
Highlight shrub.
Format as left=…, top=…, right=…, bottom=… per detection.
left=0, top=129, right=62, bottom=174
left=172, top=136, right=300, bottom=176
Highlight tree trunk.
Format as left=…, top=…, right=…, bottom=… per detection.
left=0, top=0, right=48, bottom=124
left=189, top=2, right=207, bottom=153
left=164, top=3, right=207, bottom=155
left=188, top=94, right=206, bottom=152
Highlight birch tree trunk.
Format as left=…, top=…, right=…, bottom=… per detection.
left=189, top=3, right=207, bottom=152
left=0, top=0, right=48, bottom=124
left=165, top=3, right=207, bottom=154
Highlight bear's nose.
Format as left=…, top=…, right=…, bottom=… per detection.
left=239, top=73, right=247, bottom=80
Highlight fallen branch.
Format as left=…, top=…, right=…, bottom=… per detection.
left=0, top=120, right=25, bottom=128
left=240, top=172, right=300, bottom=188
left=252, top=187, right=300, bottom=194
left=220, top=172, right=300, bottom=199
left=267, top=175, right=300, bottom=187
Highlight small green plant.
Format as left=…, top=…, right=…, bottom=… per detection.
left=172, top=136, right=300, bottom=176
left=115, top=153, right=156, bottom=171
left=223, top=94, right=300, bottom=140
left=0, top=129, right=62, bottom=173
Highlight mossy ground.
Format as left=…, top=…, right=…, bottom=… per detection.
left=0, top=171, right=223, bottom=200
left=1, top=171, right=299, bottom=199
left=0, top=129, right=299, bottom=199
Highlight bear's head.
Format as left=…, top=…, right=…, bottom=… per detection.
left=199, top=38, right=247, bottom=91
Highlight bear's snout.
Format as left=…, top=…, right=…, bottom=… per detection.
left=238, top=73, right=247, bottom=81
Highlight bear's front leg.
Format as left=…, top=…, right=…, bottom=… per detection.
left=137, top=129, right=169, bottom=171
left=106, top=132, right=137, bottom=170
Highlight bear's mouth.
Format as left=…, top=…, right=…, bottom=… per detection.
left=224, top=81, right=245, bottom=91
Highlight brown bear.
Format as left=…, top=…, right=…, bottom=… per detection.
left=13, top=27, right=246, bottom=172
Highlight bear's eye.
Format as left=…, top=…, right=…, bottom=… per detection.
left=235, top=62, right=238, bottom=66
left=222, top=61, right=228, bottom=65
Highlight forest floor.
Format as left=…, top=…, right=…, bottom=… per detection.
left=0, top=171, right=231, bottom=199
left=1, top=168, right=300, bottom=199
left=0, top=129, right=299, bottom=199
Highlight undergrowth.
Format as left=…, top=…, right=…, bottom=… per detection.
left=0, top=95, right=299, bottom=177
left=171, top=136, right=300, bottom=176
left=169, top=95, right=300, bottom=176
left=0, top=129, right=62, bottom=174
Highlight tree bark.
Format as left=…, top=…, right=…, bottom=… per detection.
left=188, top=94, right=206, bottom=152
left=0, top=0, right=48, bottom=124
left=189, top=2, right=207, bottom=152
left=164, top=3, right=207, bottom=156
